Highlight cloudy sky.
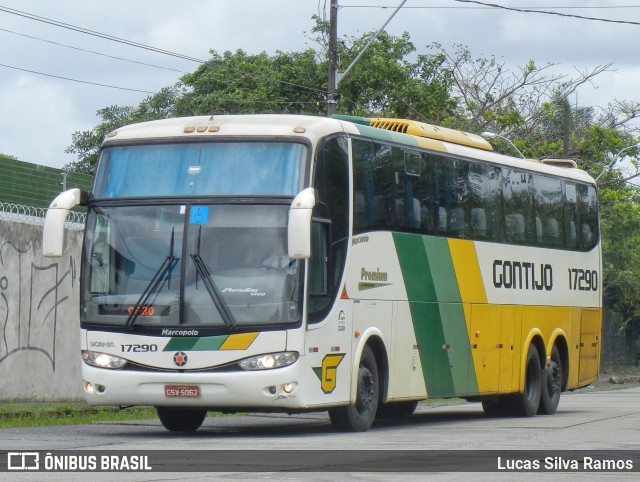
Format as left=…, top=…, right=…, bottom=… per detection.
left=1, top=1, right=640, bottom=168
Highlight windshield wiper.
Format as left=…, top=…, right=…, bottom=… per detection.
left=124, top=227, right=178, bottom=332
left=190, top=253, right=238, bottom=331
left=190, top=225, right=237, bottom=331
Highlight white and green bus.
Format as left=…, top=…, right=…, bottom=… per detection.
left=43, top=114, right=601, bottom=432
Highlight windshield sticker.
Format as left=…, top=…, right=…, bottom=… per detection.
left=190, top=206, right=209, bottom=225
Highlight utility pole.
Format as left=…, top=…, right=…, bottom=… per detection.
left=563, top=97, right=570, bottom=157
left=327, top=0, right=339, bottom=116
left=326, top=0, right=407, bottom=116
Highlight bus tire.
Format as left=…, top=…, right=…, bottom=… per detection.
left=376, top=400, right=419, bottom=419
left=539, top=345, right=562, bottom=415
left=156, top=407, right=207, bottom=432
left=511, top=343, right=542, bottom=417
left=329, top=345, right=379, bottom=432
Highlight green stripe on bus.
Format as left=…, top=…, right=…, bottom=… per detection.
left=163, top=337, right=197, bottom=351
left=394, top=233, right=453, bottom=396
left=393, top=232, right=479, bottom=397
left=164, top=336, right=228, bottom=352
left=423, top=236, right=461, bottom=303
left=192, top=336, right=227, bottom=351
left=393, top=232, right=437, bottom=302
left=351, top=124, right=421, bottom=147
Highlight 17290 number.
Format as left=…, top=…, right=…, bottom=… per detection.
left=568, top=268, right=598, bottom=291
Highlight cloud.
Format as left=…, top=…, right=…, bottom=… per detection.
left=0, top=75, right=77, bottom=166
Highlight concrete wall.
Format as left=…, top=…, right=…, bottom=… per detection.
left=0, top=217, right=84, bottom=401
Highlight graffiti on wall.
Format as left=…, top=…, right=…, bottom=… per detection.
left=0, top=239, right=77, bottom=371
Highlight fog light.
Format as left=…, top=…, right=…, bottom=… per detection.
left=84, top=381, right=94, bottom=394
left=281, top=382, right=298, bottom=394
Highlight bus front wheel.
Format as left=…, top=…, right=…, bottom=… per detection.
left=156, top=407, right=207, bottom=432
left=329, top=345, right=379, bottom=432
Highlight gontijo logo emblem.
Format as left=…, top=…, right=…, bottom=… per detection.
left=313, top=354, right=345, bottom=393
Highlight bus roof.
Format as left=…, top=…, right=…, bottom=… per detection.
left=103, top=114, right=595, bottom=184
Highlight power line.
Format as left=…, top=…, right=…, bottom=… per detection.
left=0, top=27, right=189, bottom=74
left=0, top=63, right=155, bottom=94
left=342, top=3, right=640, bottom=9
left=454, top=0, right=640, bottom=26
left=0, top=5, right=206, bottom=63
left=0, top=5, right=327, bottom=98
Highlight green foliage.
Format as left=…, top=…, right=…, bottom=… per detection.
left=599, top=186, right=640, bottom=322
left=64, top=18, right=456, bottom=173
left=173, top=49, right=326, bottom=117
left=335, top=32, right=456, bottom=122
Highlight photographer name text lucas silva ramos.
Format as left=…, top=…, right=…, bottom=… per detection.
left=498, top=456, right=633, bottom=471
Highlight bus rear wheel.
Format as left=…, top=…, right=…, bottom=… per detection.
left=539, top=345, right=562, bottom=415
left=510, top=344, right=542, bottom=417
left=156, top=407, right=207, bottom=432
left=329, top=345, right=379, bottom=432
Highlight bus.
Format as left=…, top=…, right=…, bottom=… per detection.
left=42, top=114, right=601, bottom=432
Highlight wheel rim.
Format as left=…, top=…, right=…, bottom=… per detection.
left=356, top=367, right=376, bottom=415
left=546, top=360, right=561, bottom=395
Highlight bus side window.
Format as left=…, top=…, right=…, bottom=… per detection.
left=533, top=175, right=564, bottom=248
left=564, top=182, right=578, bottom=249
left=503, top=170, right=534, bottom=244
left=577, top=184, right=598, bottom=250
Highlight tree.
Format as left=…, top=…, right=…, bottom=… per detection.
left=439, top=44, right=612, bottom=154
left=65, top=18, right=456, bottom=173
left=64, top=87, right=178, bottom=173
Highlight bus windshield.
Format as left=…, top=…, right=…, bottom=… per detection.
left=93, top=141, right=307, bottom=198
left=82, top=203, right=301, bottom=330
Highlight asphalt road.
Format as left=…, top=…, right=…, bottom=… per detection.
left=1, top=386, right=639, bottom=480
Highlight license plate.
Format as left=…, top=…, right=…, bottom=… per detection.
left=164, top=385, right=200, bottom=398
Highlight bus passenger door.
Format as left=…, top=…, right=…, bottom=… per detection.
left=303, top=299, right=354, bottom=405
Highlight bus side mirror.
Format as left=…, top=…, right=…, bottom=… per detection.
left=288, top=188, right=316, bottom=259
left=42, top=188, right=85, bottom=257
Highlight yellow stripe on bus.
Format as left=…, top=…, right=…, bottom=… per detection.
left=219, top=332, right=259, bottom=350
left=448, top=239, right=487, bottom=304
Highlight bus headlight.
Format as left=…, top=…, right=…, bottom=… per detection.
left=81, top=350, right=127, bottom=369
left=238, top=352, right=298, bottom=371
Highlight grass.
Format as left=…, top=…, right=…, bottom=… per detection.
left=0, top=402, right=157, bottom=429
